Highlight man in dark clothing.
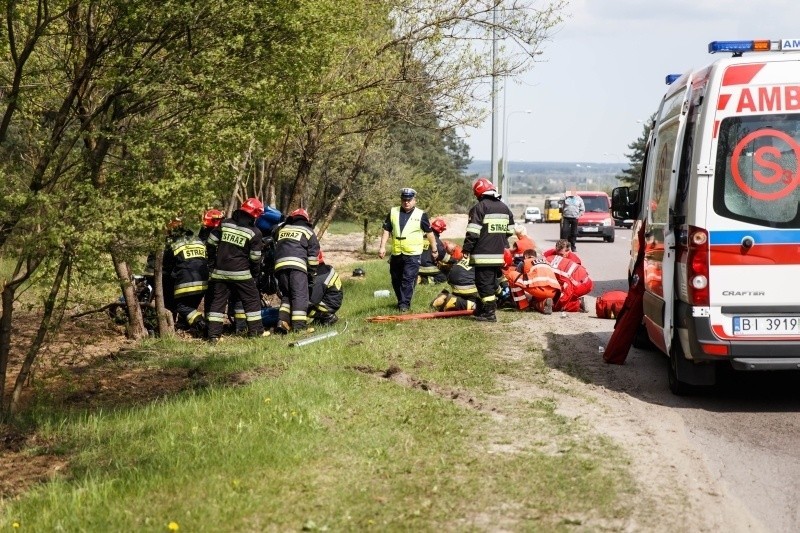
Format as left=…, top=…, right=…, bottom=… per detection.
left=308, top=250, right=343, bottom=326
left=462, top=178, right=515, bottom=322
left=561, top=192, right=585, bottom=252
left=163, top=223, right=209, bottom=336
left=205, top=198, right=265, bottom=341
left=274, top=208, right=320, bottom=333
left=378, top=187, right=438, bottom=312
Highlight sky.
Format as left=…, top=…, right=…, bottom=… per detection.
left=462, top=0, right=800, bottom=164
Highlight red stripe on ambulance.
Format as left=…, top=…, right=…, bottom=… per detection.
left=717, top=93, right=732, bottom=111
left=710, top=244, right=800, bottom=266
left=722, top=63, right=765, bottom=86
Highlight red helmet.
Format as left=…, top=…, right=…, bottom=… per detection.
left=240, top=198, right=264, bottom=218
left=317, top=249, right=325, bottom=264
left=472, top=177, right=496, bottom=198
left=503, top=248, right=513, bottom=268
left=290, top=208, right=309, bottom=221
left=431, top=218, right=447, bottom=234
left=202, top=209, right=224, bottom=228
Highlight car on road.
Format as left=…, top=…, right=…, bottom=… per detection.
left=523, top=206, right=542, bottom=223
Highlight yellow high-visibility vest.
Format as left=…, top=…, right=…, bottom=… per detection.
left=390, top=206, right=424, bottom=255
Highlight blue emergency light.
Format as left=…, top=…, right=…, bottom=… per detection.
left=665, top=74, right=681, bottom=85
left=708, top=40, right=777, bottom=54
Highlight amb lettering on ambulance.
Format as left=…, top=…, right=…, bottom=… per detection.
left=611, top=38, right=800, bottom=395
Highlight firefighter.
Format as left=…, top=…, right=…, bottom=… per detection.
left=308, top=250, right=343, bottom=326
left=274, top=208, right=320, bottom=333
left=461, top=178, right=515, bottom=322
left=418, top=218, right=449, bottom=284
left=205, top=198, right=265, bottom=341
left=163, top=220, right=209, bottom=336
left=378, top=188, right=438, bottom=312
left=198, top=209, right=224, bottom=242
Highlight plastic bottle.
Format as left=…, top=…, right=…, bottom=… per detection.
left=598, top=346, right=605, bottom=355
left=560, top=311, right=567, bottom=318
left=374, top=289, right=390, bottom=298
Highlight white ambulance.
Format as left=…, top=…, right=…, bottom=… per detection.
left=612, top=39, right=800, bottom=394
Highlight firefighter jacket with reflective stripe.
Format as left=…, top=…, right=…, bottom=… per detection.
left=207, top=210, right=263, bottom=281
left=447, top=258, right=478, bottom=299
left=310, top=264, right=343, bottom=314
left=274, top=219, right=320, bottom=274
left=463, top=196, right=515, bottom=266
left=389, top=206, right=425, bottom=255
left=164, top=231, right=209, bottom=297
left=419, top=234, right=447, bottom=275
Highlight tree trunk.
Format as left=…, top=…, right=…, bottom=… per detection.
left=8, top=254, right=70, bottom=416
left=315, top=130, right=374, bottom=239
left=153, top=247, right=174, bottom=336
left=111, top=252, right=148, bottom=340
left=0, top=257, right=38, bottom=418
left=287, top=124, right=321, bottom=211
left=363, top=219, right=369, bottom=254
left=227, top=140, right=254, bottom=215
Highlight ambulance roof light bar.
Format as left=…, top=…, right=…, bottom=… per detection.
left=708, top=40, right=786, bottom=55
left=665, top=74, right=681, bottom=85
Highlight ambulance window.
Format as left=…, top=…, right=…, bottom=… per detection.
left=714, top=114, right=800, bottom=227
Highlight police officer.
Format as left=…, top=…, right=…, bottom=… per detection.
left=462, top=178, right=515, bottom=322
left=274, top=208, right=320, bottom=333
left=378, top=188, right=438, bottom=312
left=205, top=198, right=265, bottom=341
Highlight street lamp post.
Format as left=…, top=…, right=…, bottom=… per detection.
left=501, top=108, right=531, bottom=199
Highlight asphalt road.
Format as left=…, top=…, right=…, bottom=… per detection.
left=526, top=219, right=800, bottom=532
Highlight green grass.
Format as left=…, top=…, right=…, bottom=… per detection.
left=325, top=219, right=367, bottom=235
left=1, top=260, right=637, bottom=531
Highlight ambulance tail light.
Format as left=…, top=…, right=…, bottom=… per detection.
left=687, top=226, right=709, bottom=306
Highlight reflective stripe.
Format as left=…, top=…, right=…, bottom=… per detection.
left=481, top=294, right=496, bottom=303
left=275, top=257, right=308, bottom=272
left=174, top=281, right=208, bottom=296
left=211, top=269, right=252, bottom=280
left=471, top=253, right=504, bottom=265
left=207, top=312, right=226, bottom=323
left=466, top=223, right=482, bottom=235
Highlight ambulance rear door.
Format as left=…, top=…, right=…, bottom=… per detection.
left=642, top=71, right=693, bottom=355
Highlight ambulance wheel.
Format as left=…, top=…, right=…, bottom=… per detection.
left=668, top=344, right=693, bottom=396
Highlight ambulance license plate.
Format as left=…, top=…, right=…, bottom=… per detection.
left=582, top=227, right=598, bottom=233
left=733, top=316, right=800, bottom=336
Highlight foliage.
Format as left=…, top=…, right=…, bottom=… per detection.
left=616, top=114, right=656, bottom=187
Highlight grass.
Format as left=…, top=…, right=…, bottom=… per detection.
left=0, top=259, right=637, bottom=531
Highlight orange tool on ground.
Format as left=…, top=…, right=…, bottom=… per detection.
left=366, top=309, right=474, bottom=322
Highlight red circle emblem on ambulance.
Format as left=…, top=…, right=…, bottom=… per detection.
left=730, top=128, right=800, bottom=201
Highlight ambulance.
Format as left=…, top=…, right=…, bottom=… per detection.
left=611, top=39, right=800, bottom=394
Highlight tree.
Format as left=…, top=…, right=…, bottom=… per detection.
left=616, top=114, right=656, bottom=186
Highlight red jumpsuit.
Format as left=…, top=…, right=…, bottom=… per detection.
left=548, top=255, right=593, bottom=312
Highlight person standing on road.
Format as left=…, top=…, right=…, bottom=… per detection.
left=378, top=188, right=438, bottom=312
left=561, top=192, right=585, bottom=252
left=462, top=178, right=515, bottom=322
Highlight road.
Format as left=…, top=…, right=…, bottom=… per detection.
left=525, top=219, right=800, bottom=532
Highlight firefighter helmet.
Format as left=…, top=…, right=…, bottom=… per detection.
left=240, top=197, right=264, bottom=218
left=503, top=248, right=513, bottom=268
left=202, top=209, right=224, bottom=228
left=472, top=177, right=496, bottom=198
left=318, top=249, right=325, bottom=264
left=431, top=218, right=447, bottom=234
left=352, top=267, right=366, bottom=277
left=289, top=208, right=309, bottom=221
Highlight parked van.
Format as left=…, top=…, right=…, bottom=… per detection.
left=612, top=39, right=800, bottom=394
left=543, top=195, right=564, bottom=222
left=561, top=191, right=615, bottom=242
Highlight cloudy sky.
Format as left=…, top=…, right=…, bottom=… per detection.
left=462, top=0, right=800, bottom=164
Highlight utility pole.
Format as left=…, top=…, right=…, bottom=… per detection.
left=490, top=5, right=500, bottom=188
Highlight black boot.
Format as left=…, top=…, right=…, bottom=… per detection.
left=192, top=316, right=207, bottom=338
left=475, top=301, right=497, bottom=322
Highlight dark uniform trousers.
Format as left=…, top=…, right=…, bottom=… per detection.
left=564, top=217, right=579, bottom=251
left=390, top=254, right=421, bottom=308
left=475, top=266, right=500, bottom=308
left=206, top=279, right=263, bottom=338
left=277, top=269, right=310, bottom=330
